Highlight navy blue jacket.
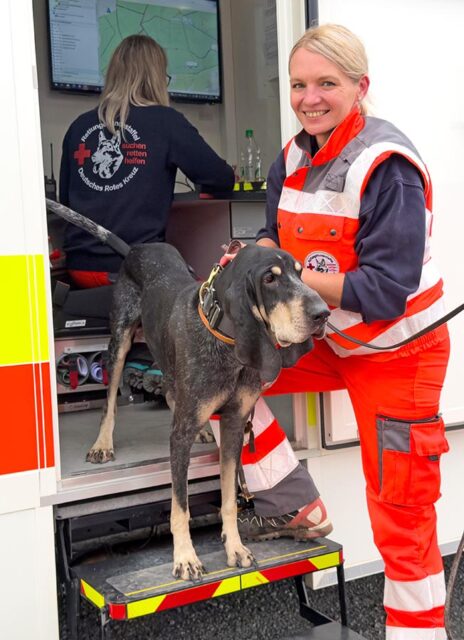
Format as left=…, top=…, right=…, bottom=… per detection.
left=257, top=151, right=426, bottom=324
left=60, top=105, right=234, bottom=272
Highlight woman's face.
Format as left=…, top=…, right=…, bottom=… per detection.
left=289, top=47, right=369, bottom=148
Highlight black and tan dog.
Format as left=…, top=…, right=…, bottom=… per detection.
left=46, top=199, right=329, bottom=580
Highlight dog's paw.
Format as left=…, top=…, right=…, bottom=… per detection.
left=86, top=447, right=115, bottom=463
left=172, top=552, right=206, bottom=582
left=225, top=540, right=255, bottom=569
left=194, top=425, right=215, bottom=444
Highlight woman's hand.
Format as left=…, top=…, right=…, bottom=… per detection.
left=256, top=237, right=279, bottom=249
left=302, top=269, right=345, bottom=308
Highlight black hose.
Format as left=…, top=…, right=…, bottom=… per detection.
left=445, top=529, right=464, bottom=639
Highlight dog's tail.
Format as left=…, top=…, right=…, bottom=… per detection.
left=45, top=198, right=130, bottom=258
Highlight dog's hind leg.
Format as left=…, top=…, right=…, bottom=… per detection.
left=87, top=273, right=141, bottom=463
left=219, top=391, right=258, bottom=569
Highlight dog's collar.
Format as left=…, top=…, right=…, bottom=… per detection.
left=198, top=303, right=235, bottom=345
left=198, top=263, right=236, bottom=345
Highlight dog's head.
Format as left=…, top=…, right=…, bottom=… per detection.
left=215, top=244, right=330, bottom=384
left=92, top=131, right=123, bottom=179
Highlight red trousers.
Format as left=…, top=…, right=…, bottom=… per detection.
left=68, top=269, right=112, bottom=288
left=262, top=328, right=450, bottom=639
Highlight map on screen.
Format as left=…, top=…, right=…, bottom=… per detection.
left=48, top=0, right=221, bottom=102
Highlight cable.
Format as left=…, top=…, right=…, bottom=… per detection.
left=445, top=529, right=464, bottom=639
left=175, top=178, right=195, bottom=191
left=326, top=302, right=464, bottom=352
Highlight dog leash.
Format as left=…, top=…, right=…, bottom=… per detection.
left=326, top=302, right=464, bottom=351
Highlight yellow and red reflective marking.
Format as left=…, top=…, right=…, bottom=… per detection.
left=95, top=548, right=342, bottom=620
left=81, top=580, right=105, bottom=609
left=0, top=255, right=49, bottom=366
left=0, top=254, right=54, bottom=475
left=0, top=361, right=54, bottom=474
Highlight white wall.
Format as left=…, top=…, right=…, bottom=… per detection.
left=317, top=0, right=464, bottom=426
left=230, top=0, right=283, bottom=176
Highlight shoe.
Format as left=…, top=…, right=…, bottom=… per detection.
left=123, top=343, right=153, bottom=393
left=237, top=498, right=333, bottom=542
left=142, top=365, right=164, bottom=395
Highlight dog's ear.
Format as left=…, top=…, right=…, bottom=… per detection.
left=224, top=277, right=282, bottom=383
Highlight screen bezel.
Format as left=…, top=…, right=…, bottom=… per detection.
left=46, top=0, right=223, bottom=104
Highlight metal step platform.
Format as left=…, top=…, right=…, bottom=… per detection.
left=63, top=523, right=363, bottom=639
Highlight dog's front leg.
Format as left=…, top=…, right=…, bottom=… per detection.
left=170, top=417, right=205, bottom=581
left=219, top=399, right=257, bottom=569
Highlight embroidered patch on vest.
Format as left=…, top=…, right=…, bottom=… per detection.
left=305, top=251, right=339, bottom=273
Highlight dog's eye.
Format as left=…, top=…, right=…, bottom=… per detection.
left=263, top=272, right=276, bottom=284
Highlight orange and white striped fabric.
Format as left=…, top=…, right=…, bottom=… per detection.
left=278, top=111, right=445, bottom=357
left=384, top=571, right=447, bottom=639
left=209, top=397, right=299, bottom=492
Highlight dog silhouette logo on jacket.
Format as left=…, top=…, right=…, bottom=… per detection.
left=92, top=131, right=123, bottom=179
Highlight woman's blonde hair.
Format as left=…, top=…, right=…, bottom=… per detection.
left=98, top=34, right=170, bottom=135
left=289, top=24, right=369, bottom=115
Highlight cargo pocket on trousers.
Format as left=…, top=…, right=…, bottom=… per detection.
left=377, top=414, right=449, bottom=506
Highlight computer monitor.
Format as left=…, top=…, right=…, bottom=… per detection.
left=47, top=0, right=222, bottom=103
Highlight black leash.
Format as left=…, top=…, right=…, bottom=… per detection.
left=327, top=303, right=464, bottom=351
left=445, top=529, right=464, bottom=640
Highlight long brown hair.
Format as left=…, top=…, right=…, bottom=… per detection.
left=98, top=35, right=170, bottom=135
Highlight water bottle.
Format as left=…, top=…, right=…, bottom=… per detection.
left=245, top=129, right=259, bottom=181
left=239, top=150, right=246, bottom=182
left=255, top=146, right=263, bottom=181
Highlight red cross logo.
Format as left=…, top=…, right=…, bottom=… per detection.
left=73, top=143, right=91, bottom=166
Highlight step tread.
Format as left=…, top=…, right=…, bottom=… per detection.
left=72, top=527, right=342, bottom=612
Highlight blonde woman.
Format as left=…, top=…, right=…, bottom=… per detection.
left=238, top=24, right=450, bottom=640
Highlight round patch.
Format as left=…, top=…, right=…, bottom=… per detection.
left=304, top=251, right=339, bottom=273
left=72, top=122, right=147, bottom=193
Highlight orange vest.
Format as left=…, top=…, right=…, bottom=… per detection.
left=277, top=109, right=445, bottom=357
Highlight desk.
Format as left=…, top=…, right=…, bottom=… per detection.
left=167, top=192, right=266, bottom=279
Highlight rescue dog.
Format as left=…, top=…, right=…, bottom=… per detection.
left=46, top=199, right=330, bottom=580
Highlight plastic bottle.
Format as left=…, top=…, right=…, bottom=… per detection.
left=245, top=129, right=259, bottom=182
left=239, top=150, right=246, bottom=182
left=254, top=146, right=263, bottom=181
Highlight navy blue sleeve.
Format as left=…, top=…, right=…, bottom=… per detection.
left=256, top=150, right=286, bottom=244
left=341, top=155, right=426, bottom=323
left=167, top=111, right=234, bottom=192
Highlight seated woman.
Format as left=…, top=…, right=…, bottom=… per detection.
left=58, top=34, right=234, bottom=393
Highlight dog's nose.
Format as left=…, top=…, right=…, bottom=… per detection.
left=310, top=307, right=330, bottom=339
left=311, top=307, right=330, bottom=324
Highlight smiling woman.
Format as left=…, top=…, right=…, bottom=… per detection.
left=247, top=22, right=451, bottom=640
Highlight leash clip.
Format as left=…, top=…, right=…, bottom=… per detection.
left=201, top=287, right=223, bottom=328
left=199, top=263, right=222, bottom=306
left=209, top=302, right=223, bottom=329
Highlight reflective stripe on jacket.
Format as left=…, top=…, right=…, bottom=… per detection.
left=277, top=109, right=445, bottom=357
